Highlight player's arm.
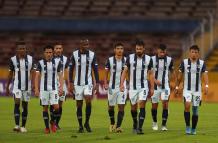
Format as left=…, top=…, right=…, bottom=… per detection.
left=175, top=61, right=184, bottom=95
left=104, top=59, right=110, bottom=90
left=30, top=61, right=37, bottom=92
left=68, top=54, right=75, bottom=95
left=57, top=62, right=64, bottom=96
left=202, top=63, right=209, bottom=95
left=64, top=58, right=70, bottom=90
left=34, top=62, right=41, bottom=97
left=169, top=59, right=176, bottom=89
left=120, top=67, right=128, bottom=92
left=148, top=58, right=154, bottom=96
left=92, top=54, right=99, bottom=93
left=6, top=59, right=14, bottom=96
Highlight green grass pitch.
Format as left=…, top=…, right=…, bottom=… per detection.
left=0, top=97, right=217, bottom=143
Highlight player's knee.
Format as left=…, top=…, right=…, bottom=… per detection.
left=152, top=103, right=158, bottom=109
left=118, top=105, right=124, bottom=111
left=192, top=106, right=198, bottom=116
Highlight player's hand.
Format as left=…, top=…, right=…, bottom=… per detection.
left=150, top=89, right=154, bottom=97
left=155, top=80, right=162, bottom=86
left=204, top=86, right=209, bottom=96
left=103, top=83, right=109, bottom=90
left=94, top=83, right=99, bottom=94
left=5, top=87, right=10, bottom=96
left=35, top=90, right=39, bottom=97
left=120, top=84, right=124, bottom=92
left=59, top=88, right=63, bottom=96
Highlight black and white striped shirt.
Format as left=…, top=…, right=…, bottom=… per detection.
left=179, top=58, right=207, bottom=92
left=69, top=50, right=99, bottom=86
left=9, top=55, right=34, bottom=91
left=125, top=54, right=153, bottom=90
left=105, top=56, right=126, bottom=89
left=54, top=55, right=69, bottom=78
left=152, top=56, right=173, bottom=90
left=36, top=58, right=62, bottom=91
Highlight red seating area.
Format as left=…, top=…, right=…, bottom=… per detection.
left=0, top=0, right=216, bottom=19
left=0, top=33, right=183, bottom=67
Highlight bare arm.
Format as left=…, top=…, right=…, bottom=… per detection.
left=6, top=71, right=13, bottom=96
left=34, top=72, right=40, bottom=97
left=104, top=69, right=109, bottom=89
left=148, top=69, right=154, bottom=96
left=203, top=72, right=209, bottom=95
left=120, top=67, right=128, bottom=92
left=58, top=71, right=64, bottom=96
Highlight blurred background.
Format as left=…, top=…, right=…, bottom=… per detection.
left=0, top=0, right=217, bottom=102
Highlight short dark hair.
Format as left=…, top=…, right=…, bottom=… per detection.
left=43, top=45, right=54, bottom=51
left=158, top=44, right=167, bottom=50
left=114, top=42, right=124, bottom=48
left=135, top=39, right=145, bottom=47
left=16, top=41, right=26, bottom=46
left=189, top=45, right=200, bottom=51
left=54, top=42, right=63, bottom=46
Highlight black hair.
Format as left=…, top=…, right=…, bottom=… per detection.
left=189, top=45, right=200, bottom=51
left=43, top=45, right=54, bottom=51
left=158, top=44, right=167, bottom=50
left=135, top=39, right=145, bottom=47
left=114, top=42, right=124, bottom=48
left=16, top=41, right=26, bottom=46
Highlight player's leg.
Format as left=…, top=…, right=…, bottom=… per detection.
left=108, top=105, right=115, bottom=132
left=49, top=105, right=54, bottom=125
left=74, top=86, right=84, bottom=132
left=116, top=91, right=126, bottom=132
left=129, top=90, right=138, bottom=133
left=55, top=100, right=63, bottom=129
left=151, top=90, right=160, bottom=131
left=161, top=100, right=168, bottom=131
left=20, top=101, right=28, bottom=132
left=191, top=94, right=201, bottom=135
left=183, top=91, right=192, bottom=134
left=42, top=105, right=50, bottom=134
left=51, top=103, right=59, bottom=133
left=160, top=89, right=170, bottom=131
left=116, top=104, right=125, bottom=132
left=84, top=95, right=92, bottom=132
left=137, top=100, right=146, bottom=134
left=13, top=97, right=21, bottom=132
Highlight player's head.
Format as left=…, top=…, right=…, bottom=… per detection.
left=114, top=42, right=124, bottom=57
left=80, top=39, right=89, bottom=51
left=43, top=45, right=54, bottom=61
left=54, top=42, right=63, bottom=57
left=135, top=39, right=145, bottom=57
left=189, top=45, right=200, bottom=60
left=157, top=44, right=167, bottom=58
left=16, top=41, right=27, bottom=57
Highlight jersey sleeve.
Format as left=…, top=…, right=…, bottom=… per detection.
left=92, top=54, right=99, bottom=83
left=169, top=59, right=174, bottom=71
left=105, top=58, right=110, bottom=70
left=8, top=59, right=15, bottom=72
left=125, top=56, right=130, bottom=68
left=36, top=62, right=42, bottom=72
left=57, top=61, right=63, bottom=72
left=201, top=62, right=207, bottom=73
left=65, top=58, right=69, bottom=69
left=148, top=58, right=153, bottom=70
left=179, top=61, right=184, bottom=73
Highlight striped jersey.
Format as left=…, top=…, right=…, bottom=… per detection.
left=152, top=56, right=173, bottom=90
left=36, top=58, right=62, bottom=91
left=9, top=55, right=34, bottom=91
left=69, top=50, right=98, bottom=86
left=125, top=54, right=153, bottom=90
left=179, top=58, right=207, bottom=92
left=105, top=56, right=126, bottom=89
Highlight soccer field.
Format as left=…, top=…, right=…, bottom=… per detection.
left=0, top=97, right=217, bottom=143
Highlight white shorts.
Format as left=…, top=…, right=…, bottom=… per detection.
left=151, top=88, right=170, bottom=103
left=59, top=90, right=68, bottom=102
left=40, top=90, right=59, bottom=106
left=74, top=85, right=93, bottom=100
left=183, top=90, right=202, bottom=106
left=108, top=88, right=127, bottom=106
left=12, top=90, right=31, bottom=102
left=129, top=88, right=149, bottom=105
